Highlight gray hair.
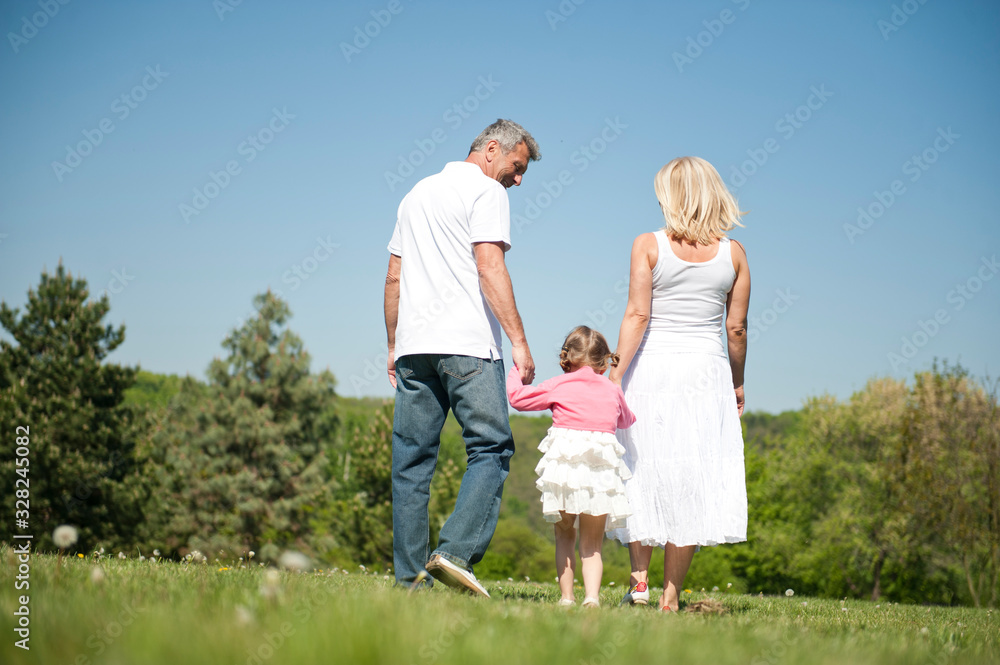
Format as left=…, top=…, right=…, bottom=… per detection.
left=468, top=119, right=541, bottom=161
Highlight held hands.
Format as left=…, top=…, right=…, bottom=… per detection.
left=512, top=343, right=535, bottom=384
left=734, top=385, right=745, bottom=417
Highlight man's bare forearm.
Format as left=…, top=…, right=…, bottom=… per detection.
left=479, top=264, right=527, bottom=346
left=384, top=255, right=401, bottom=348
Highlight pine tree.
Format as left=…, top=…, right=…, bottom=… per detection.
left=147, top=292, right=337, bottom=560
left=0, top=263, right=146, bottom=551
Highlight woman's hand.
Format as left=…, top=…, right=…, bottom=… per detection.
left=734, top=386, right=745, bottom=416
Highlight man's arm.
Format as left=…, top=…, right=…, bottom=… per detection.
left=384, top=253, right=401, bottom=388
left=474, top=241, right=534, bottom=384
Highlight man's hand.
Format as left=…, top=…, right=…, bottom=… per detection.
left=734, top=385, right=745, bottom=417
left=512, top=343, right=535, bottom=384
left=387, top=347, right=397, bottom=389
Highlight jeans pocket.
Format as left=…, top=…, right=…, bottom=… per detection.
left=440, top=356, right=483, bottom=381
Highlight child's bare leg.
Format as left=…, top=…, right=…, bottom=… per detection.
left=578, top=513, right=607, bottom=603
left=661, top=542, right=696, bottom=610
left=554, top=512, right=577, bottom=602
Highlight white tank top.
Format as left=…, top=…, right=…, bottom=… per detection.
left=638, top=230, right=736, bottom=357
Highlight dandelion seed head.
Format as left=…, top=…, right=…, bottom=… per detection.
left=235, top=605, right=253, bottom=626
left=53, top=525, right=78, bottom=549
left=90, top=567, right=106, bottom=584
left=153, top=549, right=160, bottom=557
left=118, top=552, right=125, bottom=559
left=727, top=583, right=732, bottom=589
left=712, top=586, right=719, bottom=592
left=785, top=589, right=795, bottom=597
left=278, top=550, right=310, bottom=572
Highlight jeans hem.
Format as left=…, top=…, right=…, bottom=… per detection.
left=430, top=550, right=470, bottom=571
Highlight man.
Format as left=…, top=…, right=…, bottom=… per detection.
left=384, top=119, right=541, bottom=597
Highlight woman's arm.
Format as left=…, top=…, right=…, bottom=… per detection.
left=608, top=233, right=657, bottom=385
left=726, top=240, right=751, bottom=416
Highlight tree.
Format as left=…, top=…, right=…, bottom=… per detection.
left=145, top=292, right=337, bottom=561
left=0, top=263, right=146, bottom=551
left=896, top=364, right=1000, bottom=607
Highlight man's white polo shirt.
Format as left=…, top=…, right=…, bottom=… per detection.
left=388, top=161, right=511, bottom=363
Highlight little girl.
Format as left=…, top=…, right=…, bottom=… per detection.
left=507, top=325, right=636, bottom=608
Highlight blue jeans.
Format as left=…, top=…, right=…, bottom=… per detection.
left=392, top=354, right=514, bottom=587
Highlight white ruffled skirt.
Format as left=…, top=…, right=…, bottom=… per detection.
left=607, top=352, right=747, bottom=548
left=534, top=427, right=632, bottom=531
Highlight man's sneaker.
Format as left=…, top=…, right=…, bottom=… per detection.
left=425, top=554, right=491, bottom=599
left=621, top=581, right=649, bottom=606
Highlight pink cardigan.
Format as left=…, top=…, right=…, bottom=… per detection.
left=506, top=366, right=636, bottom=434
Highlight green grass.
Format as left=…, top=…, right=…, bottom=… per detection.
left=2, top=546, right=997, bottom=665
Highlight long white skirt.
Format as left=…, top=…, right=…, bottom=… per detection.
left=608, top=352, right=747, bottom=548
left=535, top=427, right=632, bottom=531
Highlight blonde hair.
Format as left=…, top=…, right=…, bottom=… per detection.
left=654, top=156, right=745, bottom=245
left=559, top=326, right=619, bottom=374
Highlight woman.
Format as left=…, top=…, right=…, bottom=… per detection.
left=608, top=156, right=750, bottom=612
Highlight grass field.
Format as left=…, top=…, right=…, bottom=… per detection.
left=2, top=546, right=997, bottom=665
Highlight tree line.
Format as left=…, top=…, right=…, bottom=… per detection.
left=1, top=265, right=996, bottom=606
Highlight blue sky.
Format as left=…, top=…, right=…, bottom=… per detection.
left=2, top=0, right=998, bottom=414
